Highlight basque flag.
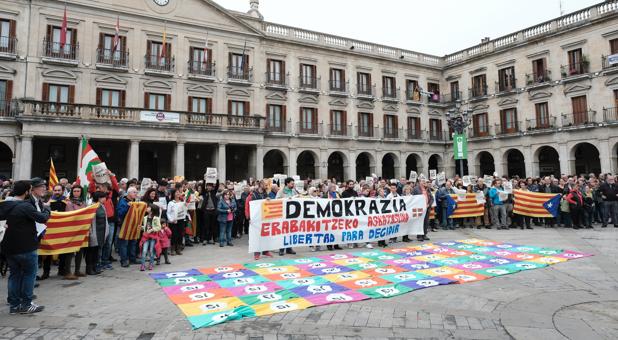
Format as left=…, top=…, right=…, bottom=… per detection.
left=446, top=195, right=458, bottom=218
left=542, top=194, right=561, bottom=218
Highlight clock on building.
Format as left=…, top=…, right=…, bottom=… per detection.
left=153, top=0, right=169, bottom=6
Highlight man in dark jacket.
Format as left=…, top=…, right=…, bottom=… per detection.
left=1, top=180, right=50, bottom=314
left=599, top=175, right=618, bottom=228
left=201, top=181, right=219, bottom=245
left=340, top=180, right=358, bottom=198
left=38, top=184, right=66, bottom=280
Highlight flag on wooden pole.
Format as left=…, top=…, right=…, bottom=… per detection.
left=160, top=21, right=167, bottom=63
left=76, top=136, right=101, bottom=199
left=60, top=4, right=68, bottom=49
left=48, top=158, right=59, bottom=191
left=39, top=204, right=100, bottom=255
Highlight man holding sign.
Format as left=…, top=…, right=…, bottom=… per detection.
left=275, top=178, right=298, bottom=256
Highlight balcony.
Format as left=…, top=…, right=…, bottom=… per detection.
left=602, top=55, right=618, bottom=72
left=382, top=127, right=401, bottom=140
left=41, top=39, right=79, bottom=66
left=406, top=128, right=423, bottom=141
left=144, top=55, right=175, bottom=76
left=328, top=123, right=352, bottom=138
left=19, top=100, right=264, bottom=130
left=356, top=125, right=378, bottom=139
left=468, top=85, right=488, bottom=101
left=560, top=61, right=589, bottom=79
left=187, top=61, right=216, bottom=81
left=296, top=121, right=322, bottom=136
left=405, top=89, right=423, bottom=105
left=227, top=66, right=253, bottom=85
left=265, top=72, right=288, bottom=90
left=427, top=92, right=441, bottom=104
left=0, top=99, right=16, bottom=118
left=603, top=107, right=618, bottom=123
left=429, top=130, right=444, bottom=141
left=381, top=88, right=400, bottom=103
left=495, top=79, right=517, bottom=95
left=298, top=76, right=320, bottom=94
left=495, top=121, right=522, bottom=135
left=264, top=119, right=291, bottom=134
left=468, top=127, right=491, bottom=138
left=561, top=110, right=596, bottom=128
left=356, top=84, right=375, bottom=100
left=524, top=116, right=558, bottom=132
left=0, top=36, right=17, bottom=60
left=95, top=48, right=129, bottom=71
left=525, top=70, right=552, bottom=86
left=441, top=92, right=462, bottom=104
left=328, top=80, right=348, bottom=97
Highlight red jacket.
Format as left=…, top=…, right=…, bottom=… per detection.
left=89, top=175, right=119, bottom=219
left=566, top=190, right=583, bottom=206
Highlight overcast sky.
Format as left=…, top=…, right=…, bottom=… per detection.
left=214, top=0, right=599, bottom=56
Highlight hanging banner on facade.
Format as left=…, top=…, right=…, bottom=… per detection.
left=140, top=111, right=181, bottom=124
left=453, top=134, right=468, bottom=160
left=248, top=196, right=426, bottom=252
left=608, top=53, right=618, bottom=66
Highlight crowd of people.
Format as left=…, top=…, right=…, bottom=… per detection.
left=1, top=170, right=617, bottom=315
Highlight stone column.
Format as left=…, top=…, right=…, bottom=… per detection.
left=559, top=143, right=570, bottom=175
left=217, top=143, right=226, bottom=181
left=319, top=149, right=328, bottom=179
left=174, top=142, right=185, bottom=177
left=523, top=146, right=533, bottom=178
left=599, top=140, right=611, bottom=175
left=128, top=140, right=140, bottom=179
left=493, top=150, right=505, bottom=177
left=18, top=135, right=33, bottom=179
left=347, top=150, right=357, bottom=181
left=288, top=148, right=297, bottom=176
left=255, top=145, right=264, bottom=180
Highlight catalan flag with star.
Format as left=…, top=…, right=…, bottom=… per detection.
left=448, top=193, right=484, bottom=218
left=118, top=201, right=148, bottom=240
left=262, top=200, right=283, bottom=220
left=513, top=190, right=561, bottom=218
left=39, top=203, right=100, bottom=255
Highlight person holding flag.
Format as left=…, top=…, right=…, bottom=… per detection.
left=488, top=179, right=508, bottom=230
left=436, top=180, right=456, bottom=230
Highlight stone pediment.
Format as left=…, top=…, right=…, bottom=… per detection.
left=42, top=69, right=77, bottom=80
left=186, top=84, right=214, bottom=93
left=383, top=103, right=399, bottom=111
left=226, top=88, right=250, bottom=97
left=265, top=92, right=287, bottom=101
left=406, top=107, right=421, bottom=114
left=605, top=76, right=618, bottom=87
left=497, top=98, right=518, bottom=107
left=470, top=103, right=489, bottom=111
left=95, top=74, right=127, bottom=85
left=356, top=101, right=374, bottom=109
left=0, top=64, right=16, bottom=75
left=328, top=99, right=348, bottom=107
left=563, top=84, right=591, bottom=94
left=429, top=110, right=442, bottom=116
left=144, top=79, right=173, bottom=89
left=528, top=91, right=552, bottom=100
left=298, top=95, right=319, bottom=104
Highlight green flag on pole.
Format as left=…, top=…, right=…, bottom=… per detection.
left=453, top=133, right=468, bottom=160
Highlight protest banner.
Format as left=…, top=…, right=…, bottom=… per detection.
left=409, top=171, right=417, bottom=183
left=248, top=196, right=426, bottom=252
left=204, top=168, right=217, bottom=184
left=92, top=163, right=110, bottom=184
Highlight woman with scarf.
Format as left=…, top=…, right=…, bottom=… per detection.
left=166, top=189, right=188, bottom=256
left=85, top=192, right=109, bottom=275
left=64, top=185, right=88, bottom=279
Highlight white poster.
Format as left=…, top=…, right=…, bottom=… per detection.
left=204, top=168, right=217, bottom=184
left=92, top=163, right=110, bottom=184
left=140, top=178, right=152, bottom=196
left=437, top=172, right=446, bottom=186
left=499, top=191, right=509, bottom=202
left=248, top=196, right=426, bottom=252
left=454, top=188, right=467, bottom=201
left=273, top=174, right=287, bottom=186
left=462, top=176, right=471, bottom=187
left=140, top=111, right=180, bottom=124
left=484, top=175, right=493, bottom=188
left=292, top=175, right=304, bottom=193
left=429, top=170, right=437, bottom=180
left=475, top=191, right=486, bottom=205
left=365, top=176, right=374, bottom=187
left=233, top=184, right=243, bottom=199
left=503, top=181, right=513, bottom=194
left=409, top=171, right=418, bottom=183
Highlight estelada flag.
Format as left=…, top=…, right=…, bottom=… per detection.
left=449, top=193, right=484, bottom=218
left=513, top=190, right=559, bottom=218
left=39, top=204, right=100, bottom=255
left=118, top=201, right=148, bottom=240
left=48, top=158, right=59, bottom=191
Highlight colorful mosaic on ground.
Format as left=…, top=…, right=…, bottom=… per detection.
left=149, top=239, right=591, bottom=329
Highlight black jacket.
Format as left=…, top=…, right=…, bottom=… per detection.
left=0, top=199, right=50, bottom=255
left=599, top=183, right=618, bottom=201
left=341, top=188, right=358, bottom=198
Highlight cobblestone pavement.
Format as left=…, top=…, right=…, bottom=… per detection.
left=1, top=225, right=617, bottom=339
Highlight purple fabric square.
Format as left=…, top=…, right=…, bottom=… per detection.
left=289, top=282, right=348, bottom=297
left=307, top=265, right=354, bottom=276
left=208, top=269, right=258, bottom=281
left=397, top=262, right=440, bottom=271
left=403, top=250, right=435, bottom=257
left=384, top=258, right=424, bottom=266
left=399, top=277, right=455, bottom=290
left=297, top=261, right=337, bottom=271
left=150, top=269, right=203, bottom=280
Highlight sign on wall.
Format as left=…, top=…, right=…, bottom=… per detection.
left=140, top=111, right=181, bottom=124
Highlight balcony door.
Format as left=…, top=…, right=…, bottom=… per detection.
left=571, top=95, right=587, bottom=125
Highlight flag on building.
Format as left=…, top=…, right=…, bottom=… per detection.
left=513, top=190, right=561, bottom=218
left=118, top=201, right=148, bottom=240
left=445, top=195, right=457, bottom=218
left=39, top=204, right=100, bottom=255
left=160, top=22, right=167, bottom=62
left=76, top=136, right=101, bottom=198
left=112, top=16, right=120, bottom=53
left=203, top=32, right=209, bottom=65
left=48, top=158, right=58, bottom=191
left=60, top=5, right=68, bottom=49
left=448, top=193, right=484, bottom=218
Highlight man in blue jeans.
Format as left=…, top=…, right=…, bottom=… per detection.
left=0, top=179, right=50, bottom=314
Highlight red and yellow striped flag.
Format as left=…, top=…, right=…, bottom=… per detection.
left=118, top=201, right=148, bottom=240
left=513, top=190, right=556, bottom=218
left=48, top=158, right=58, bottom=191
left=39, top=203, right=100, bottom=256
left=449, top=193, right=484, bottom=218
left=262, top=200, right=283, bottom=220
left=428, top=207, right=436, bottom=220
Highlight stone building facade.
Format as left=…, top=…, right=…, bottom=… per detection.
left=0, top=0, right=617, bottom=182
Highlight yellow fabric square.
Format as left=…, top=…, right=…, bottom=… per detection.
left=528, top=256, right=568, bottom=265
left=417, top=266, right=463, bottom=277
left=413, top=254, right=450, bottom=262
left=332, top=257, right=373, bottom=266
left=252, top=266, right=300, bottom=275
left=323, top=270, right=371, bottom=283
left=251, top=298, right=314, bottom=317
left=178, top=296, right=246, bottom=317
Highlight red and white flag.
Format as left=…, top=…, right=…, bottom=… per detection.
left=59, top=5, right=68, bottom=48
left=112, top=16, right=120, bottom=53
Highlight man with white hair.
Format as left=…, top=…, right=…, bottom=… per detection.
left=116, top=187, right=138, bottom=267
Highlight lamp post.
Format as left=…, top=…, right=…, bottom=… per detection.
left=446, top=106, right=472, bottom=177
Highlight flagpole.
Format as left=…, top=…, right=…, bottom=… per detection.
left=76, top=135, right=83, bottom=182
left=240, top=40, right=247, bottom=76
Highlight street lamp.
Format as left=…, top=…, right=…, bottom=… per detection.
left=446, top=106, right=472, bottom=177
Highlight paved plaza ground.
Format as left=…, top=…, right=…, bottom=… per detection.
left=1, top=226, right=617, bottom=340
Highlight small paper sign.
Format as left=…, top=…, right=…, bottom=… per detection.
left=409, top=171, right=418, bottom=183
left=140, top=178, right=152, bottom=196
left=437, top=172, right=446, bottom=186
left=462, top=176, right=471, bottom=187
left=484, top=175, right=493, bottom=188
left=429, top=170, right=437, bottom=180
left=503, top=181, right=513, bottom=194
left=204, top=168, right=217, bottom=184
left=293, top=175, right=304, bottom=192
left=365, top=176, right=374, bottom=187
left=273, top=174, right=287, bottom=186
left=233, top=184, right=242, bottom=199
left=498, top=191, right=509, bottom=202
left=93, top=163, right=110, bottom=184
left=157, top=197, right=167, bottom=210
left=475, top=191, right=486, bottom=205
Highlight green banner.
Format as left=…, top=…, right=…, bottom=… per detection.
left=453, top=133, right=468, bottom=160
